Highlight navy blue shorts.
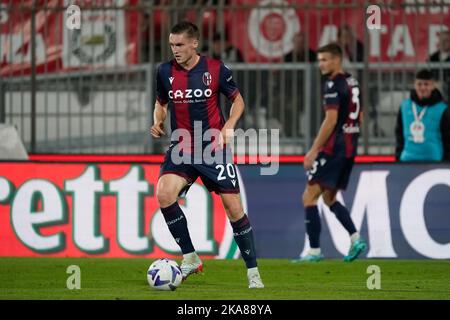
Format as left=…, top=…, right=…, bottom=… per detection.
left=307, top=152, right=354, bottom=190
left=159, top=145, right=240, bottom=196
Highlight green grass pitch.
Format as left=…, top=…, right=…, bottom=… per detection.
left=0, top=258, right=449, bottom=300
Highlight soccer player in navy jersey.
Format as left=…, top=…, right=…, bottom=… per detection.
left=293, top=43, right=367, bottom=262
left=150, top=21, right=264, bottom=288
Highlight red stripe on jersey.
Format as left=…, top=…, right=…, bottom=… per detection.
left=171, top=62, right=192, bottom=147
left=322, top=131, right=336, bottom=155
left=205, top=58, right=224, bottom=130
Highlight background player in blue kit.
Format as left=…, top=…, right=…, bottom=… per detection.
left=150, top=21, right=264, bottom=288
left=293, top=43, right=367, bottom=263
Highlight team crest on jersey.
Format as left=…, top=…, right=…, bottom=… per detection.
left=202, top=72, right=212, bottom=86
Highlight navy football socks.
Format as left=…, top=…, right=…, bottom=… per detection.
left=161, top=202, right=195, bottom=254
left=230, top=214, right=257, bottom=269
left=330, top=201, right=357, bottom=235
left=305, top=205, right=321, bottom=249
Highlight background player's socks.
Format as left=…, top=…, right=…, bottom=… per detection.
left=231, top=214, right=257, bottom=268
left=305, top=205, right=321, bottom=249
left=330, top=201, right=357, bottom=235
left=161, top=202, right=195, bottom=254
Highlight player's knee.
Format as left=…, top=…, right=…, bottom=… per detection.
left=302, top=190, right=314, bottom=207
left=302, top=191, right=312, bottom=207
left=322, top=195, right=335, bottom=207
left=322, top=191, right=337, bottom=207
left=156, top=188, right=177, bottom=208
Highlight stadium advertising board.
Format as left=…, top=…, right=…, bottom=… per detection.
left=0, top=163, right=241, bottom=259
left=0, top=0, right=139, bottom=76
left=230, top=0, right=449, bottom=62
left=242, top=163, right=450, bottom=260
left=1, top=162, right=449, bottom=259
left=1, top=0, right=448, bottom=76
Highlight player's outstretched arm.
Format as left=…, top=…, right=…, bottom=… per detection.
left=150, top=100, right=168, bottom=138
left=304, top=109, right=338, bottom=170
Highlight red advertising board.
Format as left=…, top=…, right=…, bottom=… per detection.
left=0, top=0, right=140, bottom=76
left=228, top=0, right=449, bottom=62
left=0, top=162, right=239, bottom=259
left=2, top=0, right=448, bottom=72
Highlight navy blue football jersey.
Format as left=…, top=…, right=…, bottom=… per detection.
left=156, top=55, right=239, bottom=149
left=321, top=72, right=362, bottom=158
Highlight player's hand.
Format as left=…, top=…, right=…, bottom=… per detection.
left=219, top=122, right=235, bottom=149
left=304, top=150, right=318, bottom=171
left=150, top=121, right=165, bottom=138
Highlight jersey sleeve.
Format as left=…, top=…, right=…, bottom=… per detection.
left=322, top=79, right=341, bottom=111
left=155, top=65, right=168, bottom=105
left=219, top=63, right=240, bottom=101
